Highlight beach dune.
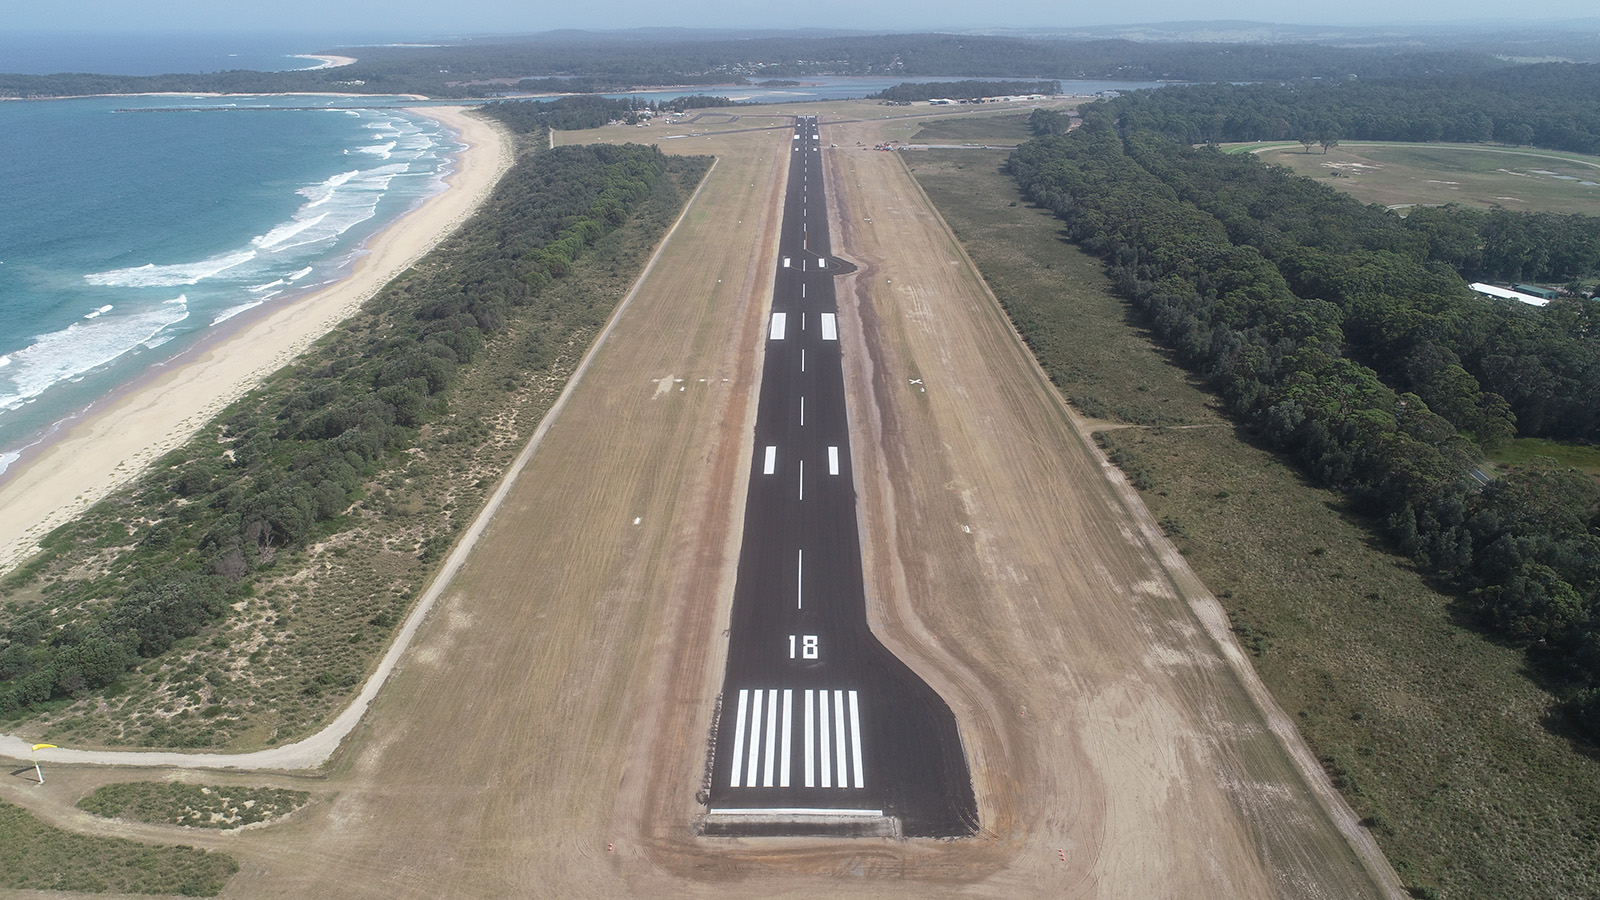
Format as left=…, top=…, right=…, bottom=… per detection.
left=0, top=105, right=512, bottom=572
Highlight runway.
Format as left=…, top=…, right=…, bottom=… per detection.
left=704, top=117, right=977, bottom=837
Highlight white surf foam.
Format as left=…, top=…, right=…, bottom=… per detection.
left=288, top=266, right=313, bottom=281
left=85, top=249, right=257, bottom=288
left=83, top=304, right=113, bottom=319
left=0, top=296, right=190, bottom=414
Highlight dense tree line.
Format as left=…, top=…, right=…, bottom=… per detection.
left=0, top=33, right=1515, bottom=100
left=867, top=80, right=1061, bottom=102
left=1009, top=119, right=1600, bottom=738
left=1101, top=64, right=1600, bottom=155
left=0, top=137, right=699, bottom=715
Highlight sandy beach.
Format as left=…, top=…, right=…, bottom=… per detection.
left=0, top=105, right=513, bottom=572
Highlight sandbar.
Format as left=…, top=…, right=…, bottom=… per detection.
left=0, top=105, right=513, bottom=572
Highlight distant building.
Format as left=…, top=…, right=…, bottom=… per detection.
left=1512, top=284, right=1561, bottom=301
left=1470, top=282, right=1551, bottom=307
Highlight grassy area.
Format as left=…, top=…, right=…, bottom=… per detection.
left=0, top=799, right=237, bottom=895
left=78, top=782, right=310, bottom=829
left=1490, top=436, right=1600, bottom=476
left=1235, top=141, right=1600, bottom=215
left=2, top=153, right=710, bottom=751
left=907, top=147, right=1600, bottom=900
left=908, top=110, right=1037, bottom=144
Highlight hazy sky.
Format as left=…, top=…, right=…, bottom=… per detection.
left=12, top=1, right=1600, bottom=36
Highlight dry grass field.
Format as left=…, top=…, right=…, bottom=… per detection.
left=2, top=104, right=1403, bottom=899
left=1239, top=141, right=1600, bottom=215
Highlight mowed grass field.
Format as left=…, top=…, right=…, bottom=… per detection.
left=1239, top=141, right=1600, bottom=215
left=905, top=144, right=1600, bottom=900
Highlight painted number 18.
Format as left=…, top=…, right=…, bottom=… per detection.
left=788, top=634, right=819, bottom=660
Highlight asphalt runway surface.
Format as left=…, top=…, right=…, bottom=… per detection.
left=705, top=117, right=977, bottom=837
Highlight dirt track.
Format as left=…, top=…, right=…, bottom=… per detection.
left=2, top=106, right=1406, bottom=899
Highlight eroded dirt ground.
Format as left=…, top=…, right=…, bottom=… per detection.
left=2, top=104, right=1404, bottom=900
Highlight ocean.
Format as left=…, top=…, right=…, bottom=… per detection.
left=0, top=94, right=464, bottom=474
left=0, top=33, right=1164, bottom=477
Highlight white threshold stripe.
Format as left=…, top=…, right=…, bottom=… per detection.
left=834, top=690, right=848, bottom=789
left=820, top=312, right=837, bottom=341
left=780, top=689, right=793, bottom=788
left=729, top=689, right=749, bottom=788
left=710, top=808, right=886, bottom=818
left=769, top=312, right=786, bottom=340
left=746, top=688, right=764, bottom=788
left=763, top=445, right=776, bottom=475
left=828, top=446, right=839, bottom=476
left=763, top=689, right=779, bottom=788
left=849, top=690, right=864, bottom=789
left=804, top=690, right=815, bottom=788
left=819, top=690, right=832, bottom=788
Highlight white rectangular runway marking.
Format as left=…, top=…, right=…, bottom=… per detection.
left=828, top=446, right=839, bottom=475
left=834, top=691, right=848, bottom=788
left=796, top=548, right=803, bottom=609
left=819, top=258, right=826, bottom=268
left=763, top=689, right=779, bottom=787
left=819, top=690, right=832, bottom=788
left=769, top=313, right=786, bottom=340
left=801, top=283, right=806, bottom=298
left=798, top=460, right=804, bottom=500
left=820, top=313, right=837, bottom=341
left=801, top=349, right=805, bottom=372
left=800, top=396, right=805, bottom=426
left=780, top=689, right=793, bottom=788
left=729, top=689, right=749, bottom=788
left=783, top=257, right=790, bottom=268
left=763, top=445, right=776, bottom=475
left=849, top=690, right=864, bottom=788
left=746, top=689, right=764, bottom=787
left=804, top=690, right=816, bottom=788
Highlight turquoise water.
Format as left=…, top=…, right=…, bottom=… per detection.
left=0, top=94, right=463, bottom=473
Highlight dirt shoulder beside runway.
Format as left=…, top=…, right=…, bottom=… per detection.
left=3, top=104, right=1404, bottom=899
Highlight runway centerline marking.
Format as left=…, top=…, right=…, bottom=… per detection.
left=797, top=548, right=803, bottom=610
left=799, top=460, right=804, bottom=500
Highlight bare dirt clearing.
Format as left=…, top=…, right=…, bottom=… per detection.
left=7, top=104, right=1404, bottom=898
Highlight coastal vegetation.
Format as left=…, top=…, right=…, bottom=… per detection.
left=77, top=782, right=310, bottom=829
left=0, top=104, right=710, bottom=748
left=907, top=138, right=1600, bottom=900
left=1008, top=115, right=1600, bottom=740
left=0, top=32, right=1562, bottom=100
left=0, top=800, right=237, bottom=895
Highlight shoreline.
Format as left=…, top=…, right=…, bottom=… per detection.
left=0, top=105, right=514, bottom=573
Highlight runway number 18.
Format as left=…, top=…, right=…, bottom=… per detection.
left=789, top=634, right=819, bottom=660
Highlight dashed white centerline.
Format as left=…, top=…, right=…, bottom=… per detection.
left=797, top=548, right=803, bottom=609
left=801, top=349, right=806, bottom=372
left=800, top=396, right=805, bottom=426
left=798, top=459, right=804, bottom=500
